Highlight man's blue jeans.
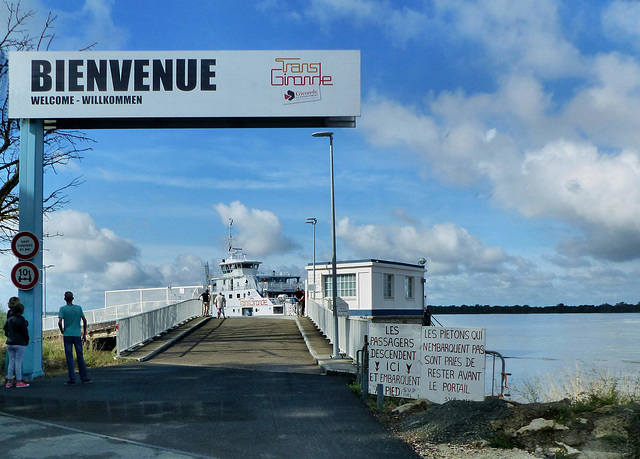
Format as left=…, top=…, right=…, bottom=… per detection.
left=63, top=336, right=88, bottom=382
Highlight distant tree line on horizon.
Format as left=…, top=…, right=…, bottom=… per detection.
left=427, top=302, right=640, bottom=314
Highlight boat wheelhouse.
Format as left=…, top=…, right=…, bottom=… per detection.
left=208, top=221, right=302, bottom=316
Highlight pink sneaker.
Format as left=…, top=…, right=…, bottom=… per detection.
left=5, top=382, right=12, bottom=388
left=16, top=381, right=29, bottom=388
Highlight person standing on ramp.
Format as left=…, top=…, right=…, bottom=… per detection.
left=199, top=289, right=211, bottom=316
left=215, top=291, right=226, bottom=319
left=58, top=291, right=92, bottom=385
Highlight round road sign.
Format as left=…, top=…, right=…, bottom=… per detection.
left=11, top=261, right=39, bottom=290
left=11, top=231, right=40, bottom=260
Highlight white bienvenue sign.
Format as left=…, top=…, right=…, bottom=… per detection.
left=368, top=324, right=486, bottom=403
left=9, top=50, right=360, bottom=120
left=368, top=323, right=421, bottom=398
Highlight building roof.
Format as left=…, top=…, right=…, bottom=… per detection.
left=306, top=259, right=425, bottom=269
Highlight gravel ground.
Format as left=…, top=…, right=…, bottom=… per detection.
left=393, top=435, right=537, bottom=458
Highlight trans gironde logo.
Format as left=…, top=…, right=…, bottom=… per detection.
left=284, top=90, right=295, bottom=101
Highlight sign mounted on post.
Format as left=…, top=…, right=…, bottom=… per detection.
left=421, top=326, right=486, bottom=403
left=9, top=50, right=360, bottom=129
left=369, top=323, right=422, bottom=398
left=368, top=324, right=486, bottom=403
left=11, top=261, right=39, bottom=290
left=11, top=231, right=39, bottom=260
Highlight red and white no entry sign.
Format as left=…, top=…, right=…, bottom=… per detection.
left=11, top=231, right=39, bottom=260
left=11, top=261, right=39, bottom=290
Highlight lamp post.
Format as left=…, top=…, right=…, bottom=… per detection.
left=42, top=264, right=54, bottom=318
left=312, top=131, right=340, bottom=358
left=305, top=218, right=317, bottom=299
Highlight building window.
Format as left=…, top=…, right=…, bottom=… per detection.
left=384, top=274, right=394, bottom=299
left=323, top=273, right=356, bottom=297
left=405, top=276, right=414, bottom=299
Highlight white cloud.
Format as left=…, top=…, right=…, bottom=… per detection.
left=45, top=210, right=139, bottom=273
left=335, top=217, right=557, bottom=305
left=212, top=201, right=300, bottom=257
left=602, top=1, right=640, bottom=49
left=49, top=0, right=129, bottom=51
left=361, top=43, right=640, bottom=264
left=20, top=210, right=207, bottom=307
left=562, top=53, right=640, bottom=149
left=363, top=88, right=640, bottom=261
left=337, top=217, right=517, bottom=275
left=435, top=0, right=584, bottom=78
left=306, top=0, right=429, bottom=43
left=498, top=141, right=640, bottom=226
left=156, top=254, right=206, bottom=286
left=305, top=0, right=583, bottom=76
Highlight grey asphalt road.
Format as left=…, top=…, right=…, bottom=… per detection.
left=1, top=317, right=418, bottom=458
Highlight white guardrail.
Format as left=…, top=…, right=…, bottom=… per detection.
left=42, top=286, right=204, bottom=332
left=116, top=298, right=201, bottom=356
left=306, top=298, right=369, bottom=360
left=42, top=301, right=168, bottom=332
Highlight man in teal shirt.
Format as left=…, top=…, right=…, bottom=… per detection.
left=58, top=291, right=91, bottom=385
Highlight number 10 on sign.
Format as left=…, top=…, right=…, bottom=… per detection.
left=11, top=261, right=39, bottom=290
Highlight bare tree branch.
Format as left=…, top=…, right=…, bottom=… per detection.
left=0, top=0, right=93, bottom=250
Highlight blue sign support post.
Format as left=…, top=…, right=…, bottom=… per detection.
left=18, top=118, right=45, bottom=379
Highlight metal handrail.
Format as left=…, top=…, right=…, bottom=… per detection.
left=485, top=349, right=510, bottom=398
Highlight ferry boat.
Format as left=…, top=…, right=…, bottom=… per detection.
left=207, top=220, right=302, bottom=317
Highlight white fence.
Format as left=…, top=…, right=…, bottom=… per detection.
left=116, top=299, right=202, bottom=356
left=105, top=286, right=204, bottom=310
left=43, top=286, right=204, bottom=331
left=306, top=298, right=369, bottom=360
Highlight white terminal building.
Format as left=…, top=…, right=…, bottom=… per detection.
left=306, top=259, right=426, bottom=321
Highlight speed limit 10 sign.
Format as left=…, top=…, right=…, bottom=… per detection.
left=11, top=261, right=39, bottom=290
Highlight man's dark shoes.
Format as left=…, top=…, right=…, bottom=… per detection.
left=64, top=380, right=75, bottom=385
left=81, top=379, right=92, bottom=384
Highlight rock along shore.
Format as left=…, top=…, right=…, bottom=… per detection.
left=377, top=398, right=640, bottom=458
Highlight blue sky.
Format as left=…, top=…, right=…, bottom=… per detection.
left=2, top=0, right=640, bottom=310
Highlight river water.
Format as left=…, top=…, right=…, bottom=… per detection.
left=435, top=313, right=640, bottom=401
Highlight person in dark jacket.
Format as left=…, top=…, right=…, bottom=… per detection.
left=6, top=296, right=20, bottom=319
left=4, top=298, right=30, bottom=388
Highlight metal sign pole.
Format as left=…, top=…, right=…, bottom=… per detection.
left=18, top=118, right=45, bottom=379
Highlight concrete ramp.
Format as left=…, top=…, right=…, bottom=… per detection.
left=143, top=317, right=324, bottom=374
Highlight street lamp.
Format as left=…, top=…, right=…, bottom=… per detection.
left=305, top=218, right=317, bottom=299
left=42, top=264, right=54, bottom=318
left=312, top=131, right=340, bottom=358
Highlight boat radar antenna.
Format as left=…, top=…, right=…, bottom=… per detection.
left=226, top=218, right=242, bottom=254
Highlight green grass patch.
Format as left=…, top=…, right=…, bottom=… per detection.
left=488, top=430, right=515, bottom=449
left=347, top=379, right=362, bottom=397
left=41, top=338, right=121, bottom=376
left=2, top=308, right=122, bottom=376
